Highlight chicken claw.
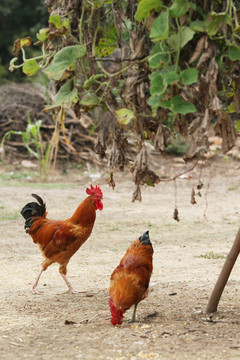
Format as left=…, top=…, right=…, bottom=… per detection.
left=61, top=273, right=86, bottom=294
left=68, top=288, right=87, bottom=294
left=31, top=284, right=44, bottom=295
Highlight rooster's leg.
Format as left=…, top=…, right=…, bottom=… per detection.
left=129, top=303, right=138, bottom=323
left=31, top=266, right=44, bottom=294
left=31, top=259, right=53, bottom=294
left=59, top=262, right=86, bottom=294
left=60, top=273, right=86, bottom=294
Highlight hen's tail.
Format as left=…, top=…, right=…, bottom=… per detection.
left=139, top=230, right=153, bottom=249
left=21, top=194, right=46, bottom=233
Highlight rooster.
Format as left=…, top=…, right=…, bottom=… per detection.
left=109, top=230, right=153, bottom=325
left=21, top=185, right=103, bottom=294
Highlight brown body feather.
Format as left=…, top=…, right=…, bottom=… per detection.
left=109, top=232, right=153, bottom=324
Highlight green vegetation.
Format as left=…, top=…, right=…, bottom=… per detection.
left=1, top=116, right=50, bottom=181
left=166, top=135, right=190, bottom=156
left=0, top=0, right=48, bottom=81
left=200, top=251, right=226, bottom=259
left=0, top=173, right=76, bottom=189
left=1, top=1, right=240, bottom=198
left=9, top=1, right=240, bottom=124
left=0, top=209, right=20, bottom=221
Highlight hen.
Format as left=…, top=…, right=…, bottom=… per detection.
left=21, top=185, right=103, bottom=294
left=109, top=230, right=153, bottom=325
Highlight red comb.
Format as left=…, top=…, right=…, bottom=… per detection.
left=86, top=184, right=103, bottom=197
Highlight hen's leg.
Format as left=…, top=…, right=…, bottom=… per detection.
left=59, top=262, right=86, bottom=294
left=130, top=303, right=138, bottom=323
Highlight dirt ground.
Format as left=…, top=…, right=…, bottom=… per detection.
left=1, top=157, right=240, bottom=360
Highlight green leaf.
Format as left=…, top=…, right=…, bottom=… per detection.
left=172, top=95, right=196, bottom=114
left=169, top=0, right=196, bottom=18
left=36, top=28, right=49, bottom=42
left=148, top=94, right=162, bottom=106
left=227, top=103, right=235, bottom=113
left=228, top=45, right=240, bottom=61
left=150, top=11, right=169, bottom=41
left=168, top=33, right=179, bottom=51
left=80, top=93, right=100, bottom=107
left=163, top=71, right=179, bottom=85
left=147, top=95, right=162, bottom=114
left=44, top=45, right=86, bottom=80
left=44, top=79, right=79, bottom=110
left=169, top=26, right=195, bottom=50
left=62, top=18, right=70, bottom=30
left=135, top=0, right=162, bottom=21
left=190, top=20, right=207, bottom=32
left=95, top=25, right=117, bottom=57
left=149, top=42, right=170, bottom=69
left=83, top=74, right=103, bottom=90
left=49, top=14, right=63, bottom=29
left=23, top=59, right=40, bottom=76
left=179, top=26, right=195, bottom=48
left=235, top=120, right=240, bottom=132
left=180, top=68, right=198, bottom=84
left=20, top=37, right=32, bottom=47
left=206, top=13, right=231, bottom=36
left=160, top=99, right=171, bottom=109
left=27, top=123, right=37, bottom=138
left=115, top=108, right=135, bottom=125
left=149, top=71, right=167, bottom=96
left=144, top=180, right=155, bottom=187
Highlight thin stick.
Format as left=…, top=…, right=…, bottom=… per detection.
left=160, top=159, right=199, bottom=183
left=203, top=161, right=211, bottom=218
left=205, top=228, right=240, bottom=313
left=79, top=314, right=97, bottom=324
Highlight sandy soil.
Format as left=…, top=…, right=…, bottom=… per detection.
left=1, top=158, right=240, bottom=360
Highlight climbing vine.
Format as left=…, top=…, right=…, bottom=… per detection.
left=9, top=0, right=240, bottom=201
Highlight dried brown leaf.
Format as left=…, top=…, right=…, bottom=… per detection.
left=47, top=25, right=68, bottom=42
left=201, top=108, right=210, bottom=131
left=122, top=76, right=139, bottom=98
left=212, top=96, right=222, bottom=113
left=130, top=34, right=145, bottom=59
left=196, top=45, right=213, bottom=69
left=173, top=208, right=180, bottom=222
left=184, top=111, right=210, bottom=162
left=214, top=112, right=237, bottom=153
left=189, top=36, right=208, bottom=64
left=95, top=126, right=107, bottom=159
left=12, top=37, right=32, bottom=56
left=107, top=171, right=116, bottom=190
left=108, top=129, right=129, bottom=170
left=191, top=188, right=197, bottom=204
left=131, top=144, right=160, bottom=200
left=154, top=123, right=171, bottom=153
left=188, top=116, right=202, bottom=135
left=132, top=184, right=142, bottom=202
left=197, top=180, right=203, bottom=190
left=206, top=57, right=218, bottom=84
left=233, top=76, right=240, bottom=113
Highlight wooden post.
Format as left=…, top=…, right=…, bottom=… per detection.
left=205, top=227, right=240, bottom=314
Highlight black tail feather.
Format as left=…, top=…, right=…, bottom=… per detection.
left=21, top=194, right=46, bottom=232
left=139, top=230, right=153, bottom=248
